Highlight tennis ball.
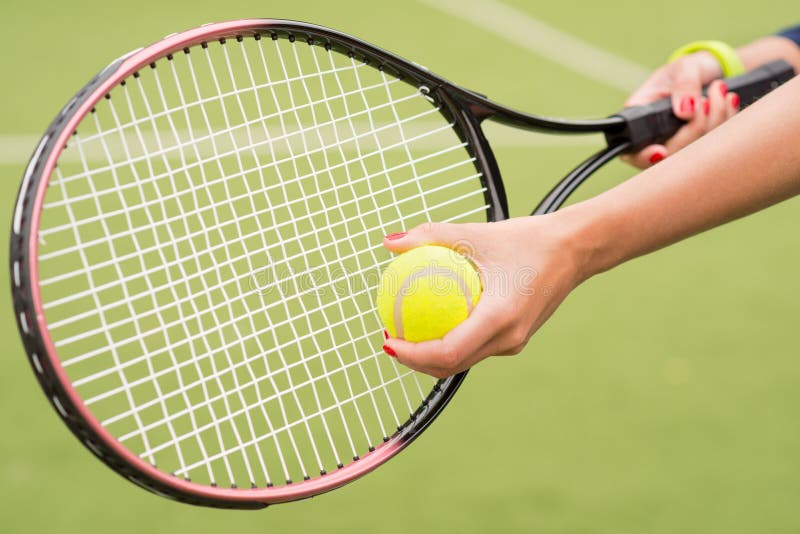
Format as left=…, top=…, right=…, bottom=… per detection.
left=377, top=245, right=482, bottom=342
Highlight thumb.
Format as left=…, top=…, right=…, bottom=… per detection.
left=670, top=66, right=703, bottom=120
left=382, top=221, right=469, bottom=254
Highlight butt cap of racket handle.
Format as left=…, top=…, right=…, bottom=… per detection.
left=606, top=59, right=796, bottom=152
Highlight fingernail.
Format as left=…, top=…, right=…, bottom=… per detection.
left=702, top=99, right=710, bottom=115
left=680, top=96, right=695, bottom=114
left=649, top=152, right=665, bottom=165
left=385, top=232, right=407, bottom=240
left=383, top=344, right=397, bottom=358
left=731, top=93, right=740, bottom=108
left=383, top=329, right=389, bottom=340
left=719, top=82, right=728, bottom=97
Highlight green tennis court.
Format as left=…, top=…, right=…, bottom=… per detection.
left=1, top=1, right=798, bottom=532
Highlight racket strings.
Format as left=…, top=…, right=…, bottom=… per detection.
left=93, top=77, right=227, bottom=479
left=52, top=163, right=163, bottom=468
left=261, top=38, right=384, bottom=472
left=159, top=48, right=274, bottom=484
left=79, top=276, right=407, bottom=412
left=42, top=173, right=483, bottom=330
left=40, top=106, right=456, bottom=251
left=314, top=45, right=425, bottom=430
left=37, top=34, right=488, bottom=487
left=69, top=62, right=375, bottom=147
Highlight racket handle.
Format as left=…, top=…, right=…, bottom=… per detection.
left=607, top=59, right=796, bottom=152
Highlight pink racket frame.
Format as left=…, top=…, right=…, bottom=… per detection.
left=10, top=19, right=473, bottom=508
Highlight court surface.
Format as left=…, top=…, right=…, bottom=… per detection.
left=1, top=1, right=798, bottom=532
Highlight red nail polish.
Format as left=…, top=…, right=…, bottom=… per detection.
left=383, top=345, right=397, bottom=357
left=702, top=99, right=710, bottom=115
left=383, top=329, right=389, bottom=340
left=719, top=82, right=728, bottom=97
left=731, top=93, right=740, bottom=108
left=385, top=232, right=407, bottom=240
left=649, top=152, right=665, bottom=165
left=680, top=96, right=695, bottom=114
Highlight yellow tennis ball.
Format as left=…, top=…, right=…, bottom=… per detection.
left=377, top=245, right=482, bottom=342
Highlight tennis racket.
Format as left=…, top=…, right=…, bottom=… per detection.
left=10, top=19, right=794, bottom=508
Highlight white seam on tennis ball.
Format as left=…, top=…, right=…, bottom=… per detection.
left=393, top=264, right=475, bottom=340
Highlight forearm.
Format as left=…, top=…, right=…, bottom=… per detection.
left=562, top=74, right=800, bottom=280
left=738, top=35, right=800, bottom=73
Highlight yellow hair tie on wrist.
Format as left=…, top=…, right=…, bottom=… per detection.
left=668, top=40, right=745, bottom=77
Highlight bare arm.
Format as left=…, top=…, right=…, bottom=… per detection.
left=567, top=73, right=800, bottom=277
left=739, top=35, right=800, bottom=73
left=382, top=75, right=800, bottom=378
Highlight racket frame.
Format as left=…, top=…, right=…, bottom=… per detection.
left=10, top=19, right=556, bottom=508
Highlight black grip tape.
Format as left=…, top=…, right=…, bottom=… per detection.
left=606, top=60, right=796, bottom=152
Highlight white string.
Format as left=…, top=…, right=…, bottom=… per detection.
left=39, top=140, right=468, bottom=243
left=54, top=159, right=160, bottom=468
left=115, top=344, right=393, bottom=452
left=307, top=43, right=399, bottom=444
left=39, top=118, right=456, bottom=261
left=172, top=368, right=416, bottom=478
left=219, top=41, right=328, bottom=480
left=102, top=320, right=388, bottom=439
left=134, top=63, right=241, bottom=484
left=73, top=62, right=373, bottom=146
left=53, top=187, right=485, bottom=351
left=327, top=54, right=411, bottom=426
left=116, top=75, right=223, bottom=483
left=41, top=157, right=476, bottom=304
left=99, top=294, right=387, bottom=427
left=267, top=37, right=354, bottom=472
left=72, top=206, right=490, bottom=403
left=82, top=272, right=409, bottom=405
left=38, top=35, right=488, bottom=488
left=293, top=41, right=402, bottom=445
left=43, top=89, right=420, bottom=203
left=282, top=40, right=374, bottom=459
left=348, top=56, right=426, bottom=413
left=158, top=57, right=268, bottom=485
left=43, top=171, right=482, bottom=324
left=88, top=105, right=194, bottom=478
left=58, top=202, right=489, bottom=442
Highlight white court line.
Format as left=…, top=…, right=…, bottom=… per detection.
left=0, top=135, right=40, bottom=165
left=1, top=0, right=641, bottom=167
left=0, top=126, right=598, bottom=165
left=419, top=0, right=650, bottom=92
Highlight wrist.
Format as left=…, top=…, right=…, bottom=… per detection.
left=545, top=206, right=617, bottom=285
left=689, top=50, right=725, bottom=80
left=669, top=40, right=744, bottom=78
left=738, top=36, right=800, bottom=73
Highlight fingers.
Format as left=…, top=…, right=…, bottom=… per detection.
left=670, top=68, right=703, bottom=120
left=622, top=57, right=704, bottom=170
left=706, top=80, right=730, bottom=130
left=382, top=300, right=501, bottom=378
left=624, top=81, right=742, bottom=170
left=662, top=89, right=741, bottom=155
left=625, top=74, right=671, bottom=108
left=726, top=90, right=741, bottom=118
left=621, top=144, right=669, bottom=169
left=621, top=52, right=743, bottom=170
left=660, top=101, right=711, bottom=153
left=382, top=221, right=473, bottom=254
left=625, top=62, right=678, bottom=108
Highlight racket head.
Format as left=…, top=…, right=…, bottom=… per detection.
left=10, top=20, right=507, bottom=507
